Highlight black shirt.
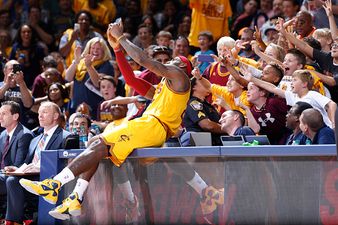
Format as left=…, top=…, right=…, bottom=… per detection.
left=313, top=49, right=338, bottom=103
left=1, top=86, right=36, bottom=129
left=183, top=96, right=221, bottom=145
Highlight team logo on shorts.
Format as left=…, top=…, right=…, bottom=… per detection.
left=118, top=134, right=130, bottom=142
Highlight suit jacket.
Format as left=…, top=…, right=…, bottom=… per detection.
left=24, top=126, right=70, bottom=163
left=0, top=123, right=33, bottom=167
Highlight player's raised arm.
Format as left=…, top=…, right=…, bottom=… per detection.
left=108, top=22, right=189, bottom=83
left=107, top=26, right=155, bottom=99
left=108, top=21, right=190, bottom=93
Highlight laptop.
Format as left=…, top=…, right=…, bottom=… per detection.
left=164, top=137, right=181, bottom=147
left=63, top=134, right=80, bottom=149
left=220, top=135, right=245, bottom=146
left=244, top=135, right=270, bottom=145
left=188, top=132, right=212, bottom=146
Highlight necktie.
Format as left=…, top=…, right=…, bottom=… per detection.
left=1, top=135, right=10, bottom=169
left=286, top=134, right=294, bottom=145
left=32, top=134, right=48, bottom=165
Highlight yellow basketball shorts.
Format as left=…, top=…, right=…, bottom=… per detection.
left=101, top=115, right=167, bottom=167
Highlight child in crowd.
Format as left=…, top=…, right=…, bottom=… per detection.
left=192, top=65, right=251, bottom=116
left=97, top=75, right=117, bottom=123
left=94, top=75, right=148, bottom=130
left=193, top=31, right=215, bottom=73
left=155, top=30, right=173, bottom=48
left=280, top=48, right=329, bottom=97
left=245, top=69, right=336, bottom=128
left=312, top=28, right=333, bottom=53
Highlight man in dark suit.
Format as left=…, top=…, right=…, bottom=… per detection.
left=0, top=101, right=33, bottom=221
left=0, top=101, right=33, bottom=186
left=4, top=102, right=70, bottom=225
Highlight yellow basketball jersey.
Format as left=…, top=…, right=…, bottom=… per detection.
left=143, top=79, right=190, bottom=136
left=105, top=117, right=128, bottom=131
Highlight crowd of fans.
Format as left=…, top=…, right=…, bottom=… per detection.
left=0, top=0, right=336, bottom=224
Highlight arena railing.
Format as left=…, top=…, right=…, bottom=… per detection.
left=39, top=144, right=337, bottom=225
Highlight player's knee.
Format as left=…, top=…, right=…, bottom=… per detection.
left=87, top=136, right=109, bottom=156
left=87, top=135, right=100, bottom=146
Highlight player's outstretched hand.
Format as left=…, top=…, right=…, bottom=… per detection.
left=107, top=26, right=119, bottom=49
left=108, top=18, right=124, bottom=41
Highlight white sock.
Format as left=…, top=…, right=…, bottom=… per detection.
left=118, top=181, right=135, bottom=202
left=53, top=167, right=75, bottom=186
left=186, top=172, right=208, bottom=196
left=73, top=178, right=89, bottom=201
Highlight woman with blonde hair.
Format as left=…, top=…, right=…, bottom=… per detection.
left=65, top=37, right=114, bottom=119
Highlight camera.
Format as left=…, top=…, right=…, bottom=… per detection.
left=115, top=18, right=122, bottom=24
left=12, top=64, right=21, bottom=73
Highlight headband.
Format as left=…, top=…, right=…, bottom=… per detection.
left=178, top=55, right=192, bottom=76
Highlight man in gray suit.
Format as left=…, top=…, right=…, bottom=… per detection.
left=4, top=102, right=70, bottom=224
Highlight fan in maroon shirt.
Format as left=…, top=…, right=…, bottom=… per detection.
left=247, top=82, right=289, bottom=144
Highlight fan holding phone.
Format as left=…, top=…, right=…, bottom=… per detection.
left=12, top=63, right=21, bottom=73
left=193, top=31, right=215, bottom=73
left=0, top=61, right=34, bottom=116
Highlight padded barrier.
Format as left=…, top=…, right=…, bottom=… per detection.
left=39, top=145, right=338, bottom=225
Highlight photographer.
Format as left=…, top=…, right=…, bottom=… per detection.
left=0, top=60, right=34, bottom=128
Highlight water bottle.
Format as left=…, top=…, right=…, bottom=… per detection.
left=91, top=124, right=101, bottom=135
left=79, top=125, right=88, bottom=149
left=72, top=127, right=78, bottom=135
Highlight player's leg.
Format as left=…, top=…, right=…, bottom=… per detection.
left=48, top=157, right=102, bottom=220
left=100, top=117, right=166, bottom=223
left=114, top=163, right=140, bottom=223
left=165, top=158, right=224, bottom=216
left=19, top=135, right=109, bottom=207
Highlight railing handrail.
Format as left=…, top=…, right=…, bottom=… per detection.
left=55, top=144, right=337, bottom=159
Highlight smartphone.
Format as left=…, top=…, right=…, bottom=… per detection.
left=12, top=64, right=21, bottom=73
left=115, top=17, right=122, bottom=25
left=74, top=23, right=80, bottom=31
left=198, top=54, right=214, bottom=63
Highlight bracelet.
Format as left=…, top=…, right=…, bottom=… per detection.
left=117, top=35, right=125, bottom=43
